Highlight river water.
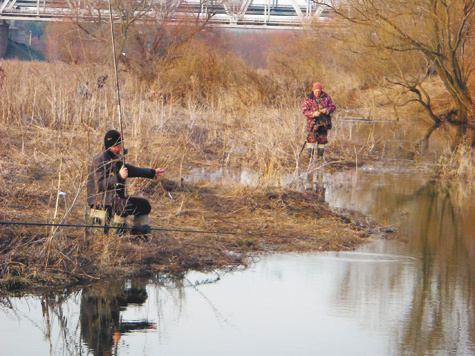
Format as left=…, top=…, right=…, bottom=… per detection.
left=1, top=165, right=474, bottom=356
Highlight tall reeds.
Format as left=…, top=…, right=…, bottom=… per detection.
left=0, top=48, right=464, bottom=289
left=0, top=56, right=466, bottom=192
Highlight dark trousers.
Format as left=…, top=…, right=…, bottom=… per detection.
left=113, top=196, right=151, bottom=217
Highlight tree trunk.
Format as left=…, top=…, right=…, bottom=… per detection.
left=416, top=122, right=442, bottom=150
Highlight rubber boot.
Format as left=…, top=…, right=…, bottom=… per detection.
left=131, top=214, right=151, bottom=240
left=317, top=144, right=325, bottom=161
left=111, top=214, right=127, bottom=235
left=306, top=142, right=316, bottom=163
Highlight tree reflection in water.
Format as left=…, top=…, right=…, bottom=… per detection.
left=327, top=172, right=474, bottom=355
left=397, top=180, right=474, bottom=355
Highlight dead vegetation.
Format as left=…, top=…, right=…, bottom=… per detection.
left=0, top=22, right=472, bottom=291
left=0, top=179, right=384, bottom=291
left=0, top=72, right=392, bottom=292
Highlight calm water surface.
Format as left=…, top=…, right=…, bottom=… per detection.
left=1, top=167, right=474, bottom=356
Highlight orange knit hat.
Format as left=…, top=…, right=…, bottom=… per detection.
left=312, top=81, right=322, bottom=91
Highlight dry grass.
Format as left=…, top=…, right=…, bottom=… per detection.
left=0, top=179, right=380, bottom=291
left=437, top=143, right=475, bottom=183
left=0, top=48, right=468, bottom=291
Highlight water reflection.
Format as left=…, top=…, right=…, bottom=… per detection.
left=80, top=281, right=154, bottom=356
left=187, top=166, right=259, bottom=186
left=2, top=246, right=473, bottom=355
left=1, top=169, right=474, bottom=355
left=325, top=169, right=475, bottom=355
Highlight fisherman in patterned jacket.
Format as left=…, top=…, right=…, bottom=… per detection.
left=301, top=81, right=336, bottom=160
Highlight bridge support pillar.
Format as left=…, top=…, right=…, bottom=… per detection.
left=0, top=21, right=9, bottom=58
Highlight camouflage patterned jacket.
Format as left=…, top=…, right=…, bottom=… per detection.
left=302, top=91, right=336, bottom=129
left=301, top=91, right=336, bottom=144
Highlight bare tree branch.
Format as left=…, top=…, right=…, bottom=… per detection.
left=324, top=0, right=474, bottom=149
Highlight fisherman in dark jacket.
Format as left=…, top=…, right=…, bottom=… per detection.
left=87, top=129, right=164, bottom=236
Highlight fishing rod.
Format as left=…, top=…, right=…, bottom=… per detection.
left=107, top=0, right=125, bottom=155
left=0, top=220, right=301, bottom=240
left=298, top=119, right=318, bottom=159
left=107, top=0, right=128, bottom=199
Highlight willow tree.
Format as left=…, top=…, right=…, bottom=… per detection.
left=324, top=0, right=474, bottom=149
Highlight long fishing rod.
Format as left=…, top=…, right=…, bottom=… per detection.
left=0, top=221, right=300, bottom=239
left=107, top=0, right=126, bottom=160
left=298, top=119, right=318, bottom=159
left=107, top=0, right=128, bottom=199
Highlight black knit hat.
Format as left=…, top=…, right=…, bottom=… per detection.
left=104, top=129, right=122, bottom=149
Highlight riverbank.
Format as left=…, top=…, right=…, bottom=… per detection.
left=1, top=174, right=396, bottom=292
left=3, top=161, right=474, bottom=356
left=0, top=60, right=455, bottom=293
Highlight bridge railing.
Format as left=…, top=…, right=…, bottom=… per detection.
left=0, top=0, right=330, bottom=27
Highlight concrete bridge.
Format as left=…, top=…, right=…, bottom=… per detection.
left=0, top=22, right=7, bottom=57
left=0, top=0, right=331, bottom=57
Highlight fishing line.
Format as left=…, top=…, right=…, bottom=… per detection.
left=0, top=220, right=303, bottom=240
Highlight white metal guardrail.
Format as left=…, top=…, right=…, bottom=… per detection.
left=0, top=0, right=331, bottom=28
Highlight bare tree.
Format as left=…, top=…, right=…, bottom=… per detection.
left=323, top=0, right=475, bottom=149
left=59, top=0, right=223, bottom=81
